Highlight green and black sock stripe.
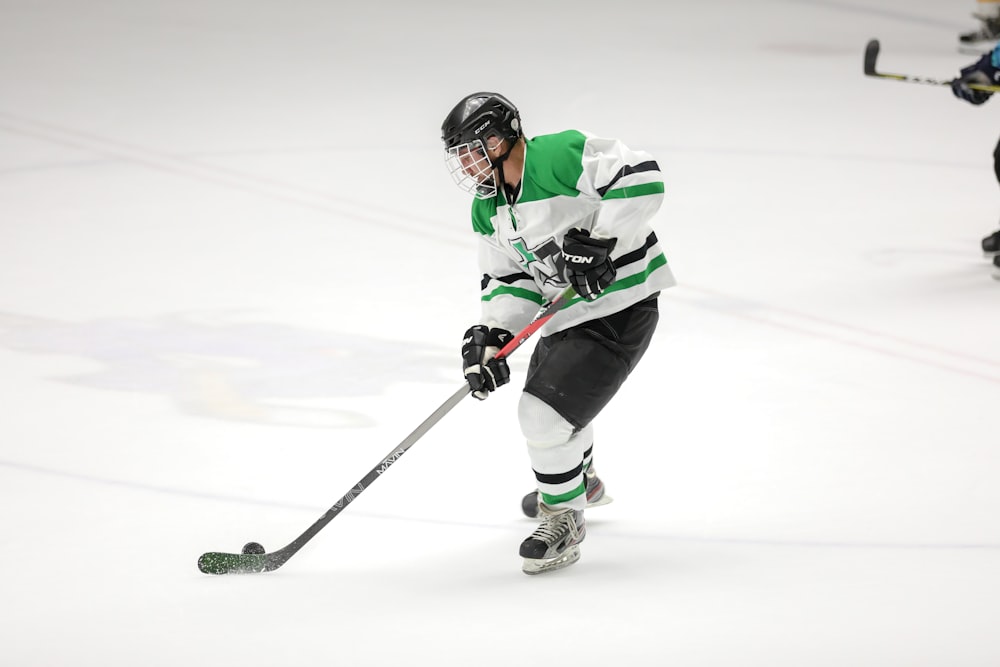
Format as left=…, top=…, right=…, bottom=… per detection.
left=534, top=461, right=586, bottom=506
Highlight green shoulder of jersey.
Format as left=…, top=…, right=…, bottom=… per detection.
left=470, top=130, right=587, bottom=236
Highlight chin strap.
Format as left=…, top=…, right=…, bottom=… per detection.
left=491, top=137, right=517, bottom=168
left=490, top=136, right=520, bottom=198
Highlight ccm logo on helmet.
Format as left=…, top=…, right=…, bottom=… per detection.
left=474, top=120, right=491, bottom=134
left=563, top=253, right=594, bottom=264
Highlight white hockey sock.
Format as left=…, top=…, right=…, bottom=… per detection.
left=519, top=392, right=589, bottom=510
left=578, top=423, right=595, bottom=473
left=526, top=431, right=589, bottom=511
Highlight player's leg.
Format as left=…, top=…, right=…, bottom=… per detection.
left=517, top=393, right=589, bottom=574
left=519, top=419, right=611, bottom=519
left=515, top=296, right=659, bottom=573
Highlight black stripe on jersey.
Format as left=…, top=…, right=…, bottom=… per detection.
left=481, top=271, right=532, bottom=290
left=596, top=160, right=660, bottom=198
left=613, top=231, right=659, bottom=270
left=533, top=462, right=584, bottom=485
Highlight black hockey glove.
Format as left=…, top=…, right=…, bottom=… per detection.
left=461, top=325, right=512, bottom=400
left=562, top=229, right=618, bottom=301
left=951, top=52, right=998, bottom=105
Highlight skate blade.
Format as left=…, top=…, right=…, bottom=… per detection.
left=521, top=545, right=581, bottom=575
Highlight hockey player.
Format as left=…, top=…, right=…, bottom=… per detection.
left=440, top=92, right=676, bottom=574
left=952, top=46, right=1000, bottom=279
left=960, top=0, right=1000, bottom=54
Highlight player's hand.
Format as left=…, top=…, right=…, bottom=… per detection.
left=461, top=325, right=512, bottom=400
left=952, top=55, right=997, bottom=105
left=562, top=229, right=618, bottom=301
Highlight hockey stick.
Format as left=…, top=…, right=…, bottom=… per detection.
left=197, top=285, right=577, bottom=575
left=863, top=38, right=1000, bottom=92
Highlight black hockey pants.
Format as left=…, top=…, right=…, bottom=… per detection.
left=523, top=294, right=659, bottom=431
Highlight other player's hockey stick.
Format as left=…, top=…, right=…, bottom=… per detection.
left=863, top=38, right=1000, bottom=92
left=197, top=285, right=577, bottom=575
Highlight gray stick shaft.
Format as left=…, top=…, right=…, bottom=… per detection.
left=283, top=384, right=469, bottom=556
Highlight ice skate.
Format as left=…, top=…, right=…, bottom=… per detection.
left=982, top=230, right=1000, bottom=257
left=520, top=467, right=612, bottom=518
left=960, top=13, right=1000, bottom=54
left=519, top=504, right=586, bottom=575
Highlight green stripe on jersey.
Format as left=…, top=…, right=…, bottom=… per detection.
left=484, top=253, right=667, bottom=307
left=564, top=252, right=669, bottom=307
left=482, top=285, right=545, bottom=304
left=601, top=181, right=665, bottom=200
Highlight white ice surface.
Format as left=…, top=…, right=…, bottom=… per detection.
left=2, top=1, right=1000, bottom=665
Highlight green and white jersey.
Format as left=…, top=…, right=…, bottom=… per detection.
left=472, top=129, right=676, bottom=334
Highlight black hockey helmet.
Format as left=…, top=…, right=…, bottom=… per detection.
left=441, top=92, right=523, bottom=198
left=440, top=92, right=523, bottom=151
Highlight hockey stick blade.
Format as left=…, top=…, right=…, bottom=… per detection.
left=198, top=550, right=281, bottom=575
left=863, top=38, right=1000, bottom=92
left=863, top=38, right=880, bottom=76
left=197, top=286, right=576, bottom=575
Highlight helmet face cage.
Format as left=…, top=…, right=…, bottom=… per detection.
left=441, top=92, right=522, bottom=199
left=444, top=138, right=497, bottom=199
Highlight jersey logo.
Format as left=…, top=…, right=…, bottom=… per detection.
left=510, top=236, right=566, bottom=287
